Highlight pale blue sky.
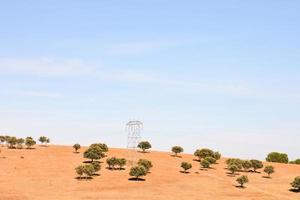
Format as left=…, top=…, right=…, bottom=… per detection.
left=0, top=0, right=300, bottom=160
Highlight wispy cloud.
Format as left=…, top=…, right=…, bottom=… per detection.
left=0, top=57, right=97, bottom=77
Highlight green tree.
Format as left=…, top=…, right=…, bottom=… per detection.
left=39, top=136, right=47, bottom=145
left=236, top=175, right=249, bottom=188
left=201, top=159, right=211, bottom=168
left=138, top=141, right=152, bottom=152
left=250, top=159, right=263, bottom=172
left=16, top=138, right=25, bottom=149
left=171, top=146, right=184, bottom=157
left=7, top=136, right=17, bottom=148
left=75, top=165, right=85, bottom=179
left=91, top=162, right=101, bottom=173
left=242, top=160, right=252, bottom=172
left=90, top=143, right=108, bottom=153
left=194, top=148, right=214, bottom=161
left=116, top=158, right=127, bottom=170
left=106, top=157, right=118, bottom=169
left=181, top=162, right=192, bottom=173
left=264, top=166, right=275, bottom=177
left=73, top=143, right=81, bottom=153
left=138, top=159, right=153, bottom=172
left=83, top=164, right=95, bottom=178
left=25, top=137, right=36, bottom=149
left=205, top=156, right=216, bottom=164
left=45, top=138, right=50, bottom=146
left=291, top=176, right=300, bottom=191
left=129, top=166, right=147, bottom=180
left=228, top=164, right=239, bottom=175
left=83, top=146, right=105, bottom=162
left=289, top=159, right=300, bottom=165
left=226, top=158, right=243, bottom=170
left=266, top=152, right=289, bottom=163
left=214, top=151, right=221, bottom=160
left=0, top=136, right=5, bottom=145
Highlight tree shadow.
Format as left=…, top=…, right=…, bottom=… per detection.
left=26, top=147, right=36, bottom=150
left=262, top=176, right=272, bottom=179
left=180, top=170, right=190, bottom=174
left=193, top=159, right=200, bottom=162
left=93, top=173, right=100, bottom=176
left=200, top=168, right=209, bottom=171
left=289, top=189, right=300, bottom=193
left=128, top=177, right=145, bottom=181
left=235, top=185, right=246, bottom=189
left=170, top=155, right=182, bottom=158
left=73, top=152, right=80, bottom=154
left=75, top=177, right=93, bottom=180
left=137, top=150, right=149, bottom=153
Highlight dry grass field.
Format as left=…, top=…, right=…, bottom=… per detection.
left=0, top=145, right=299, bottom=200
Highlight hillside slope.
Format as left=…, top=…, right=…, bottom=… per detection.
left=0, top=145, right=299, bottom=200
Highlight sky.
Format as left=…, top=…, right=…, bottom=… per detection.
left=0, top=0, right=300, bottom=160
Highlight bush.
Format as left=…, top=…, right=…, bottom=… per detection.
left=25, top=137, right=36, bottom=149
left=73, top=143, right=81, bottom=152
left=91, top=162, right=101, bottom=173
left=291, top=176, right=300, bottom=191
left=264, top=166, right=275, bottom=177
left=138, top=141, right=152, bottom=152
left=201, top=159, right=211, bottom=168
left=250, top=159, right=263, bottom=172
left=83, top=164, right=95, bottom=178
left=266, top=152, right=289, bottom=163
left=129, top=166, right=147, bottom=180
left=242, top=160, right=252, bottom=172
left=106, top=157, right=118, bottom=169
left=236, top=175, right=249, bottom=188
left=181, top=162, right=192, bottom=173
left=171, top=146, right=184, bottom=156
left=83, top=146, right=105, bottom=162
left=137, top=159, right=153, bottom=172
left=39, top=136, right=47, bottom=145
left=194, top=148, right=214, bottom=160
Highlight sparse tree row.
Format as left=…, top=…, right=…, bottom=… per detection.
left=0, top=135, right=50, bottom=149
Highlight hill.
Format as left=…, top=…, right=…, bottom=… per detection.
left=0, top=145, right=299, bottom=200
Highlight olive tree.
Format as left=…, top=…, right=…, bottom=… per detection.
left=226, top=158, right=243, bottom=171
left=242, top=160, right=252, bottom=172
left=73, top=143, right=81, bottom=153
left=181, top=162, right=192, bottom=173
left=250, top=159, right=263, bottom=172
left=138, top=141, right=152, bottom=152
left=90, top=143, right=108, bottom=153
left=228, top=164, right=239, bottom=175
left=83, top=164, right=95, bottom=178
left=91, top=162, right=101, bottom=173
left=236, top=175, right=249, bottom=188
left=83, top=146, right=105, bottom=162
left=171, top=146, right=184, bottom=157
left=291, top=176, right=300, bottom=191
left=116, top=158, right=127, bottom=170
left=201, top=159, right=211, bottom=168
left=7, top=136, right=17, bottom=149
left=25, top=137, right=36, bottom=149
left=129, top=166, right=147, bottom=180
left=38, top=136, right=47, bottom=145
left=16, top=138, right=25, bottom=149
left=138, top=159, right=153, bottom=172
left=264, top=166, right=275, bottom=177
left=266, top=152, right=288, bottom=163
left=205, top=156, right=216, bottom=164
left=75, top=165, right=85, bottom=179
left=194, top=148, right=214, bottom=161
left=106, top=157, right=118, bottom=169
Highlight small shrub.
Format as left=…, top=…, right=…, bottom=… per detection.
left=116, top=158, right=127, bottom=169
left=138, top=141, right=152, bottom=152
left=266, top=152, right=288, bottom=163
left=264, top=166, right=275, bottom=177
left=129, top=166, right=147, bottom=180
left=106, top=157, right=118, bottom=169
left=75, top=165, right=85, bottom=179
left=181, top=162, right=192, bottom=173
left=91, top=162, right=101, bottom=173
left=171, top=146, right=184, bottom=156
left=236, top=175, right=249, bottom=188
left=83, top=164, right=95, bottom=178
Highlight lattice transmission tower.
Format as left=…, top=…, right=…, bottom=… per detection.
left=126, top=120, right=143, bottom=166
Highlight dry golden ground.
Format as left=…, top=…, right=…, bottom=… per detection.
left=0, top=145, right=299, bottom=200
